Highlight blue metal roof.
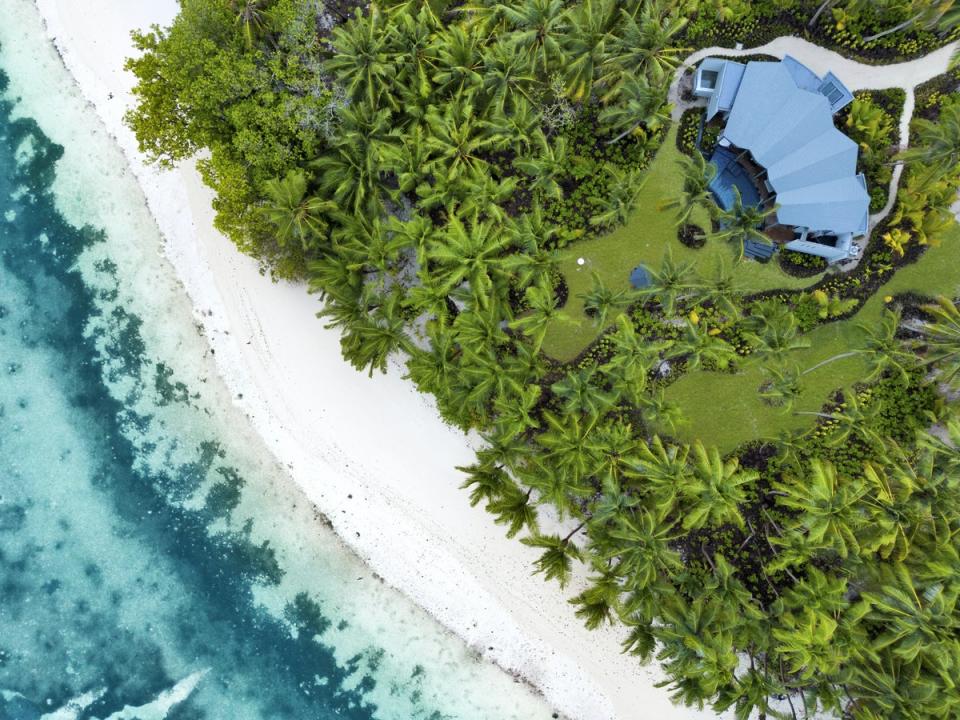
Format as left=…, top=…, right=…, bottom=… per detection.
left=712, top=60, right=869, bottom=236
left=781, top=55, right=821, bottom=92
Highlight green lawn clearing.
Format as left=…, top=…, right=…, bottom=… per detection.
left=541, top=125, right=817, bottom=362
left=666, top=226, right=960, bottom=452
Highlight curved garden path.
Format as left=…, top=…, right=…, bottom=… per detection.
left=668, top=37, right=959, bottom=266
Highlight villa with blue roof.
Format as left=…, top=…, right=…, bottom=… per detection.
left=693, top=55, right=870, bottom=264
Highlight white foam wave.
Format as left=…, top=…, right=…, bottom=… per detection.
left=92, top=670, right=208, bottom=720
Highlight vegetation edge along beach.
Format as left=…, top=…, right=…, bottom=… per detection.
left=78, top=0, right=960, bottom=717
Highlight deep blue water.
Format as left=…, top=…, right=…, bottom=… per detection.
left=0, top=23, right=553, bottom=720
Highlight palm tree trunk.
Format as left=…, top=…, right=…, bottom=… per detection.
left=606, top=120, right=644, bottom=145
left=808, top=0, right=837, bottom=28
left=801, top=350, right=860, bottom=375
left=863, top=13, right=923, bottom=42
left=780, top=659, right=799, bottom=720
left=793, top=411, right=837, bottom=419
left=563, top=521, right=587, bottom=544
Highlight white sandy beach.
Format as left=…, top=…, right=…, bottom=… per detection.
left=25, top=2, right=720, bottom=718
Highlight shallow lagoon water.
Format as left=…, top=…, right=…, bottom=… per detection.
left=0, top=5, right=555, bottom=719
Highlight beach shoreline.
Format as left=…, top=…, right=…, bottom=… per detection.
left=26, top=2, right=718, bottom=718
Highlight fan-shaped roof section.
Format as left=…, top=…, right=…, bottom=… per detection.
left=720, top=62, right=869, bottom=235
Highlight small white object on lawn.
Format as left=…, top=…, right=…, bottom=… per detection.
left=577, top=257, right=585, bottom=266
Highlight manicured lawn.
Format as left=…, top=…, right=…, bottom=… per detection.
left=666, top=226, right=960, bottom=452
left=541, top=125, right=817, bottom=362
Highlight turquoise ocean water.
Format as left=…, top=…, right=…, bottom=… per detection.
left=0, top=5, right=556, bottom=719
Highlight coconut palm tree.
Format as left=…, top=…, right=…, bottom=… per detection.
left=899, top=102, right=960, bottom=174
left=795, top=390, right=883, bottom=447
left=602, top=315, right=667, bottom=379
left=334, top=288, right=415, bottom=376
left=405, top=321, right=459, bottom=397
left=859, top=450, right=928, bottom=562
left=428, top=215, right=510, bottom=308
left=493, top=381, right=541, bottom=440
left=861, top=0, right=959, bottom=42
left=690, top=259, right=741, bottom=319
left=808, top=308, right=915, bottom=381
left=308, top=251, right=361, bottom=304
left=431, top=23, right=484, bottom=98
left=589, top=166, right=648, bottom=226
left=502, top=203, right=563, bottom=289
left=501, top=339, right=549, bottom=387
left=669, top=321, right=738, bottom=371
left=456, top=173, right=520, bottom=224
left=513, top=131, right=569, bottom=200
left=509, top=280, right=574, bottom=353
left=600, top=2, right=688, bottom=93
left=537, top=411, right=601, bottom=483
left=459, top=350, right=515, bottom=425
left=261, top=169, right=335, bottom=250
left=560, top=0, right=616, bottom=101
left=486, top=479, right=540, bottom=538
left=521, top=527, right=586, bottom=588
left=569, top=567, right=622, bottom=629
left=713, top=186, right=777, bottom=261
left=759, top=362, right=803, bottom=412
left=637, top=389, right=684, bottom=436
left=656, top=609, right=739, bottom=715
left=499, top=0, right=567, bottom=74
left=551, top=362, right=617, bottom=417
left=518, top=459, right=592, bottom=519
left=634, top=246, right=696, bottom=316
left=458, top=461, right=513, bottom=508
left=232, top=0, right=269, bottom=48
left=602, top=319, right=669, bottom=407
left=628, top=435, right=689, bottom=508
left=380, top=124, right=431, bottom=198
left=679, top=441, right=755, bottom=530
left=424, top=99, right=500, bottom=183
left=326, top=7, right=396, bottom=107
left=485, top=96, right=542, bottom=152
left=773, top=459, right=866, bottom=559
left=313, top=118, right=389, bottom=217
left=659, top=151, right=717, bottom=227
left=453, top=302, right=510, bottom=359
left=480, top=40, right=537, bottom=115
left=335, top=216, right=407, bottom=281
left=596, top=507, right=682, bottom=590
left=388, top=4, right=440, bottom=101
left=579, top=272, right=637, bottom=329
left=915, top=295, right=960, bottom=386
left=858, top=307, right=917, bottom=381
left=744, top=299, right=810, bottom=358
left=588, top=419, right=642, bottom=488
left=598, top=74, right=671, bottom=145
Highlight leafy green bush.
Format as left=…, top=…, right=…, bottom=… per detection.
left=778, top=249, right=827, bottom=277
left=839, top=91, right=901, bottom=212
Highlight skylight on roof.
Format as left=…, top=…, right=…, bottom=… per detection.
left=820, top=81, right=843, bottom=105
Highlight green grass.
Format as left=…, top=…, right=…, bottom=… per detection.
left=541, top=125, right=816, bottom=362
left=666, top=227, right=960, bottom=452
